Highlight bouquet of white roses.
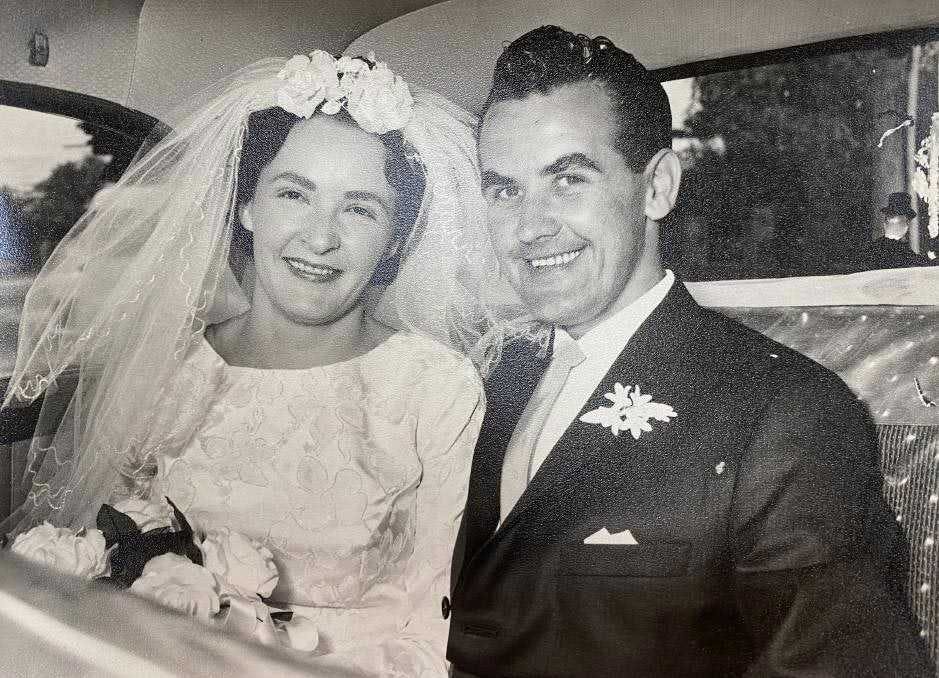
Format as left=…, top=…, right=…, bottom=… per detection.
left=6, top=497, right=318, bottom=652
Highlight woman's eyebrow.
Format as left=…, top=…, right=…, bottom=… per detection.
left=271, top=171, right=317, bottom=191
left=345, top=190, right=392, bottom=214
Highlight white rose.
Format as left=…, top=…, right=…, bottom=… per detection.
left=277, top=54, right=312, bottom=80
left=111, top=498, right=175, bottom=532
left=276, top=51, right=341, bottom=119
left=11, top=522, right=109, bottom=579
left=130, top=553, right=220, bottom=619
left=346, top=64, right=413, bottom=134
left=199, top=528, right=279, bottom=598
left=306, top=50, right=340, bottom=91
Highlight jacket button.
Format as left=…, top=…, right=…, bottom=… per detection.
left=441, top=596, right=451, bottom=620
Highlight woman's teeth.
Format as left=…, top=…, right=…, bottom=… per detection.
left=284, top=257, right=340, bottom=279
left=529, top=249, right=583, bottom=269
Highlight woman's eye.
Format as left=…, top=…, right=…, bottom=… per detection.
left=347, top=204, right=378, bottom=220
left=276, top=189, right=307, bottom=202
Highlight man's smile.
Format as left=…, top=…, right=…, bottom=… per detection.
left=525, top=247, right=585, bottom=270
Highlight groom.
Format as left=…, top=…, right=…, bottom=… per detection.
left=446, top=25, right=931, bottom=677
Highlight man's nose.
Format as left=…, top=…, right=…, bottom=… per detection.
left=516, top=194, right=560, bottom=244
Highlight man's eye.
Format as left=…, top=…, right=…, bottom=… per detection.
left=493, top=185, right=521, bottom=202
left=556, top=174, right=586, bottom=189
left=276, top=189, right=307, bottom=202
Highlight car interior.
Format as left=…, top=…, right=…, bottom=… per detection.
left=2, top=0, right=939, bottom=673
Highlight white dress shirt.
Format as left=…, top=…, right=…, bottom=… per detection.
left=527, top=270, right=676, bottom=479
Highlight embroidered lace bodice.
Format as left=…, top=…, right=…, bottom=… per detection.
left=144, top=332, right=483, bottom=675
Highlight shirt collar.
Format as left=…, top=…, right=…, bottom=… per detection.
left=564, top=269, right=675, bottom=361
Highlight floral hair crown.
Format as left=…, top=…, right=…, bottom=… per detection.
left=275, top=50, right=414, bottom=134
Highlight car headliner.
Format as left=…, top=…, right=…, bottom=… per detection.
left=3, top=0, right=939, bottom=121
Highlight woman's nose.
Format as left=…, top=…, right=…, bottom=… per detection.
left=298, top=212, right=340, bottom=253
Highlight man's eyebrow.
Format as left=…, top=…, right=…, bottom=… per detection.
left=271, top=171, right=317, bottom=192
left=481, top=170, right=515, bottom=191
left=542, top=153, right=602, bottom=175
left=344, top=190, right=392, bottom=214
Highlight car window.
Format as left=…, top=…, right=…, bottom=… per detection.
left=664, top=37, right=939, bottom=281
left=0, top=100, right=150, bottom=377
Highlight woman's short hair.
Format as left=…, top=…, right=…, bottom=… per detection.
left=231, top=106, right=425, bottom=285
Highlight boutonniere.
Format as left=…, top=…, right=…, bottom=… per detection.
left=579, top=383, right=677, bottom=440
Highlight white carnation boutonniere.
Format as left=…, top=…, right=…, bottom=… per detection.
left=579, top=383, right=677, bottom=440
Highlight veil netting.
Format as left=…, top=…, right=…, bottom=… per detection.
left=1, top=57, right=525, bottom=537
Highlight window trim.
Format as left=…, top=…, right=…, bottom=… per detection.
left=0, top=80, right=160, bottom=147
left=654, top=25, right=939, bottom=82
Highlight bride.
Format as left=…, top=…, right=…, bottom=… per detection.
left=3, top=50, right=496, bottom=675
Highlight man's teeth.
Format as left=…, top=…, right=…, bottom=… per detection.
left=285, top=258, right=339, bottom=276
left=529, top=249, right=583, bottom=269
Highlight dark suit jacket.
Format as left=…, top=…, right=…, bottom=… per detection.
left=447, top=282, right=932, bottom=678
left=855, top=237, right=933, bottom=271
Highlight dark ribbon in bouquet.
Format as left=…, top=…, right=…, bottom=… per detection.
left=96, top=497, right=203, bottom=588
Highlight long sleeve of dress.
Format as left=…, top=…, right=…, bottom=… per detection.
left=297, top=354, right=484, bottom=677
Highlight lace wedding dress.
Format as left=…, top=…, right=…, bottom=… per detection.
left=142, top=331, right=483, bottom=675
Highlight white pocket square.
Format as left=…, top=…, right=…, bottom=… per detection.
left=583, top=527, right=638, bottom=546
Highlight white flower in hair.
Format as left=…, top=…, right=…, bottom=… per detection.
left=276, top=51, right=341, bottom=118
left=345, top=61, right=414, bottom=134
left=275, top=49, right=413, bottom=133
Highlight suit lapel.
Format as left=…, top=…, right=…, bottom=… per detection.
left=457, top=333, right=551, bottom=575
left=495, top=283, right=710, bottom=536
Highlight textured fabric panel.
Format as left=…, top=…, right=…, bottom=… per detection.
left=723, top=305, right=939, bottom=426
left=879, top=424, right=939, bottom=671
left=1, top=0, right=143, bottom=106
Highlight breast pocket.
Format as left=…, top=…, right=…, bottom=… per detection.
left=559, top=541, right=691, bottom=578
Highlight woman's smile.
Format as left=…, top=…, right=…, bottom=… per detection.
left=283, top=255, right=343, bottom=282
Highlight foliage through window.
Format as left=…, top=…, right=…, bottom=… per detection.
left=0, top=101, right=149, bottom=375
left=665, top=39, right=939, bottom=281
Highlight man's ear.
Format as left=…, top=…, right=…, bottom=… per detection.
left=643, top=149, right=682, bottom=221
left=239, top=203, right=254, bottom=232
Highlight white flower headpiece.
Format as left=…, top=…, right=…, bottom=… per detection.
left=275, top=50, right=414, bottom=134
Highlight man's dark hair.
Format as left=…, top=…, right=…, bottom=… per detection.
left=232, top=106, right=425, bottom=285
left=482, top=25, right=672, bottom=174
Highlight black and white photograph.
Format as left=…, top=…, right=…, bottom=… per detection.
left=0, top=1, right=938, bottom=676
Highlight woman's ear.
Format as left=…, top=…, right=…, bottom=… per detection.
left=643, top=149, right=682, bottom=222
left=239, top=203, right=254, bottom=232
left=369, top=238, right=403, bottom=287
left=382, top=239, right=401, bottom=262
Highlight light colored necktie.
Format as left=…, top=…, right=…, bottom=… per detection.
left=499, top=336, right=585, bottom=524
